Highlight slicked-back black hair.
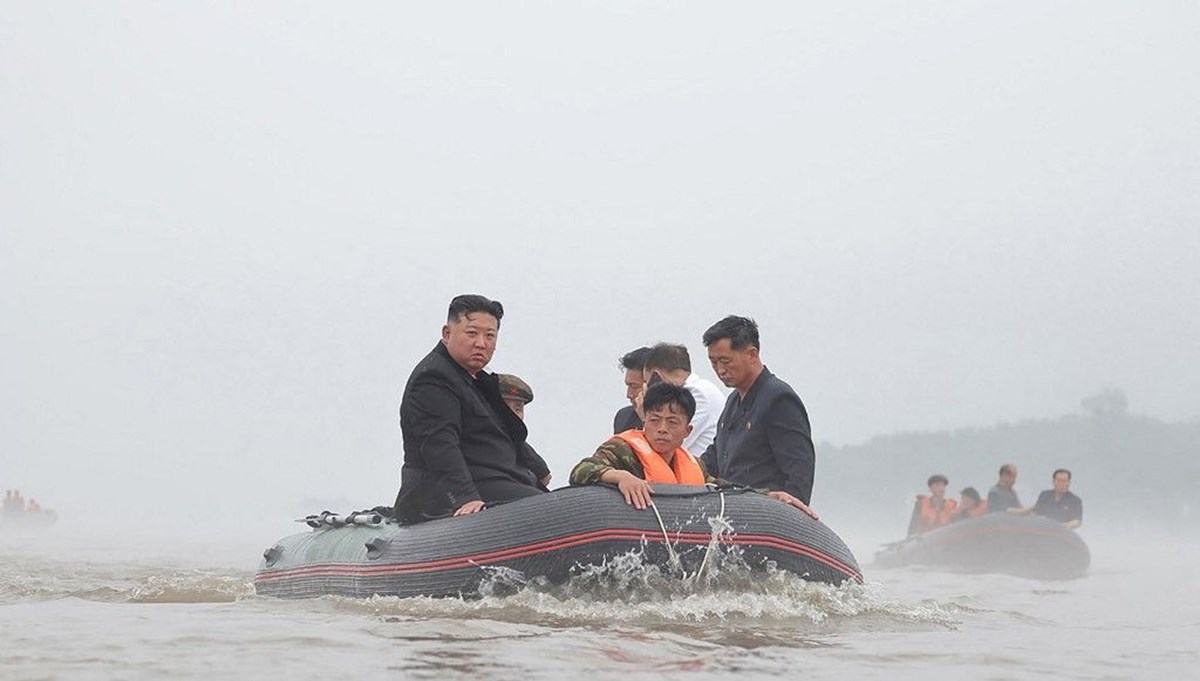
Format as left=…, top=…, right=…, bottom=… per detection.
left=643, top=343, right=691, bottom=374
left=447, top=294, right=504, bottom=326
left=619, top=346, right=651, bottom=371
left=642, top=382, right=697, bottom=421
left=1052, top=468, right=1072, bottom=480
left=702, top=315, right=760, bottom=350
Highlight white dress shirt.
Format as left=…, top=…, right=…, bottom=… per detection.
left=683, top=373, right=727, bottom=455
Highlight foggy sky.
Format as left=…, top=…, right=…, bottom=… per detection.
left=3, top=2, right=1197, bottom=533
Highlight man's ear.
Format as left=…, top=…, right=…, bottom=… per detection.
left=685, top=423, right=694, bottom=436
left=441, top=324, right=451, bottom=343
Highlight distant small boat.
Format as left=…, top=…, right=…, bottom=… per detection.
left=256, top=484, right=862, bottom=599
left=873, top=513, right=1090, bottom=580
left=0, top=508, right=58, bottom=529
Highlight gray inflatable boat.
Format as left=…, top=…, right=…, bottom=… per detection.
left=873, top=513, right=1090, bottom=580
left=256, top=484, right=862, bottom=599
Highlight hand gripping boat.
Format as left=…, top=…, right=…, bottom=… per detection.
left=256, top=485, right=862, bottom=599
left=872, top=513, right=1090, bottom=580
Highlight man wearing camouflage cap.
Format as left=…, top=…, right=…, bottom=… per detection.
left=498, top=373, right=551, bottom=487
left=498, top=374, right=534, bottom=420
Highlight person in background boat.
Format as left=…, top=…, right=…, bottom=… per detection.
left=1011, top=468, right=1083, bottom=529
left=498, top=373, right=552, bottom=487
left=570, top=382, right=816, bottom=517
left=394, top=294, right=549, bottom=523
left=3, top=490, right=22, bottom=516
left=613, top=346, right=649, bottom=433
left=951, top=487, right=987, bottom=521
left=641, top=342, right=726, bottom=454
left=986, top=463, right=1022, bottom=513
left=698, top=315, right=817, bottom=505
left=908, top=474, right=958, bottom=536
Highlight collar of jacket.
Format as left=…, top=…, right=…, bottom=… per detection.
left=735, top=365, right=775, bottom=410
left=433, top=341, right=486, bottom=383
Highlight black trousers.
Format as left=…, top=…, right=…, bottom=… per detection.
left=476, top=478, right=545, bottom=505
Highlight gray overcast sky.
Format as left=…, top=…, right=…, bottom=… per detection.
left=2, top=2, right=1197, bottom=530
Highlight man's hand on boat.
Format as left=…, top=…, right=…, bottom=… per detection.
left=767, top=491, right=819, bottom=520
left=600, top=469, right=654, bottom=510
left=454, top=500, right=487, bottom=516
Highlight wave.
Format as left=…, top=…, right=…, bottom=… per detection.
left=0, top=555, right=254, bottom=604
left=324, top=546, right=958, bottom=631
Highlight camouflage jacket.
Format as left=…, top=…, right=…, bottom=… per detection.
left=569, top=436, right=730, bottom=486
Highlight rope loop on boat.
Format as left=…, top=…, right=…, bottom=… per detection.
left=686, top=491, right=726, bottom=585
left=648, top=500, right=683, bottom=574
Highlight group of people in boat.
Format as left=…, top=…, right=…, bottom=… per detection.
left=907, top=463, right=1084, bottom=536
left=2, top=489, right=57, bottom=524
left=392, top=293, right=818, bottom=524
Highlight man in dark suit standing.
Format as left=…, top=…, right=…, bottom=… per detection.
left=699, top=315, right=817, bottom=510
left=393, top=294, right=548, bottom=523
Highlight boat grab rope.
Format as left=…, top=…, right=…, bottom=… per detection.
left=650, top=490, right=728, bottom=583
left=686, top=490, right=726, bottom=584
left=648, top=500, right=682, bottom=574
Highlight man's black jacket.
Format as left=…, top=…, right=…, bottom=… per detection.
left=700, top=366, right=816, bottom=504
left=394, top=343, right=549, bottom=522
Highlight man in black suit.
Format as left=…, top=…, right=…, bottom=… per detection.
left=393, top=294, right=548, bottom=523
left=699, top=315, right=817, bottom=509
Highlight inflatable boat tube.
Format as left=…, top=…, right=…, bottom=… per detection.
left=256, top=484, right=862, bottom=599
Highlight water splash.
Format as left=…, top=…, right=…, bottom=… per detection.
left=338, top=546, right=957, bottom=631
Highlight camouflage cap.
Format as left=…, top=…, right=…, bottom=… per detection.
left=498, top=374, right=533, bottom=404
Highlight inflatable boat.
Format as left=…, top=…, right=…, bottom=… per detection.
left=256, top=484, right=862, bottom=599
left=872, top=513, right=1090, bottom=580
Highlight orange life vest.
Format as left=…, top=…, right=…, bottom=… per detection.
left=615, top=429, right=706, bottom=485
left=915, top=495, right=958, bottom=532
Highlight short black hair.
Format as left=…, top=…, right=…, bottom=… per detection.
left=1052, top=468, right=1072, bottom=480
left=702, top=315, right=760, bottom=350
left=619, top=347, right=651, bottom=371
left=643, top=343, right=691, bottom=373
left=447, top=294, right=504, bottom=326
left=999, top=463, right=1016, bottom=476
left=642, top=382, right=696, bottom=421
left=927, top=474, right=948, bottom=487
left=960, top=487, right=981, bottom=503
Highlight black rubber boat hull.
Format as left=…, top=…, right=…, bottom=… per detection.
left=872, top=513, right=1090, bottom=580
left=256, top=485, right=862, bottom=599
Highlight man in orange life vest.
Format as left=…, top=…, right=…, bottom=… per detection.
left=907, top=474, right=958, bottom=536
left=570, top=382, right=816, bottom=517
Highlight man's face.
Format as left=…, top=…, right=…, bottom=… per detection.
left=442, top=312, right=499, bottom=374
left=624, top=369, right=645, bottom=406
left=707, top=339, right=759, bottom=390
left=503, top=398, right=525, bottom=421
left=1053, top=472, right=1071, bottom=494
left=961, top=495, right=978, bottom=511
left=1001, top=467, right=1018, bottom=488
left=643, top=403, right=693, bottom=457
left=929, top=481, right=947, bottom=497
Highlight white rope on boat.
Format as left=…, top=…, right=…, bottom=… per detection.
left=648, top=500, right=683, bottom=574
left=686, top=491, right=726, bottom=585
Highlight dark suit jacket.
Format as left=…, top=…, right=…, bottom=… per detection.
left=612, top=405, right=643, bottom=434
left=700, top=366, right=816, bottom=504
left=394, top=343, right=547, bottom=522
